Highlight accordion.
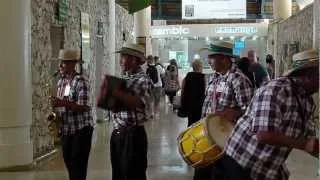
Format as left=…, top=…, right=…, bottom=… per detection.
left=97, top=75, right=128, bottom=112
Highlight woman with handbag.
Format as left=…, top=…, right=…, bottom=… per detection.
left=180, top=60, right=206, bottom=126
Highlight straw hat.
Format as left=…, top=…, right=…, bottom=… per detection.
left=199, top=41, right=235, bottom=58
left=116, top=43, right=146, bottom=63
left=57, top=49, right=81, bottom=61
left=285, top=49, right=319, bottom=76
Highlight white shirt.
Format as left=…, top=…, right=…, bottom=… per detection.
left=154, top=64, right=165, bottom=87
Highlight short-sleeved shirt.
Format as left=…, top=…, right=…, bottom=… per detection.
left=154, top=64, right=165, bottom=87
left=225, top=77, right=316, bottom=180
left=56, top=74, right=93, bottom=135
left=201, top=72, right=222, bottom=118
left=201, top=65, right=254, bottom=119
left=113, top=68, right=153, bottom=129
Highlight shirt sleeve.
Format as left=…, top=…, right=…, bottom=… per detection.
left=220, top=73, right=254, bottom=110
left=76, top=79, right=90, bottom=106
left=251, top=87, right=286, bottom=132
left=157, top=65, right=165, bottom=75
left=131, top=77, right=152, bottom=108
left=305, top=98, right=316, bottom=137
left=232, top=74, right=254, bottom=108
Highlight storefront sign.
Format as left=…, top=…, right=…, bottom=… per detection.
left=151, top=26, right=190, bottom=36
left=215, top=27, right=257, bottom=34
left=151, top=23, right=268, bottom=38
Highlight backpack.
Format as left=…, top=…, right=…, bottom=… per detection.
left=155, top=62, right=164, bottom=69
left=146, top=64, right=159, bottom=84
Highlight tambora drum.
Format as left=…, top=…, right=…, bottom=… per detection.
left=177, top=114, right=233, bottom=168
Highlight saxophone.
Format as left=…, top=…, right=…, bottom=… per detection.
left=46, top=83, right=61, bottom=138
left=47, top=111, right=61, bottom=138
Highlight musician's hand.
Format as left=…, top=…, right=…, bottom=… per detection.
left=215, top=108, right=241, bottom=124
left=304, top=137, right=319, bottom=158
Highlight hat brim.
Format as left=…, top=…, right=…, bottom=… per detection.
left=51, top=58, right=83, bottom=62
left=208, top=52, right=238, bottom=58
left=284, top=61, right=318, bottom=76
left=115, top=49, right=146, bottom=63
left=58, top=58, right=82, bottom=61
left=58, top=59, right=84, bottom=63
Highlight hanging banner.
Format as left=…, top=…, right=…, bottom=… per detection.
left=81, top=12, right=90, bottom=77
left=182, top=0, right=246, bottom=19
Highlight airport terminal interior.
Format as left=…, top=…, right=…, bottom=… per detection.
left=0, top=0, right=319, bottom=180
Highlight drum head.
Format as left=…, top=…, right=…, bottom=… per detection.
left=204, top=114, right=233, bottom=148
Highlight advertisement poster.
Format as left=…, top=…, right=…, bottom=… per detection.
left=81, top=12, right=90, bottom=77
left=182, top=0, right=246, bottom=19
left=169, top=51, right=188, bottom=69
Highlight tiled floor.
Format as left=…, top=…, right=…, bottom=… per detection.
left=0, top=102, right=318, bottom=180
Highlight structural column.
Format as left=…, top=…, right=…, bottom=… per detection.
left=313, top=0, right=320, bottom=49
left=134, top=6, right=152, bottom=55
left=0, top=0, right=33, bottom=168
left=273, top=0, right=292, bottom=20
left=108, top=0, right=116, bottom=75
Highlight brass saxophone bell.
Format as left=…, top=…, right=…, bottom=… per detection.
left=47, top=112, right=56, bottom=121
left=47, top=112, right=61, bottom=137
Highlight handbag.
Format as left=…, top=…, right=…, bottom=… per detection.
left=178, top=106, right=188, bottom=118
left=177, top=91, right=188, bottom=118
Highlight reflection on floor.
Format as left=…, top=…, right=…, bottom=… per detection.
left=0, top=102, right=318, bottom=180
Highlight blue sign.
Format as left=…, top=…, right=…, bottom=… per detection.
left=233, top=48, right=241, bottom=56
left=234, top=40, right=245, bottom=49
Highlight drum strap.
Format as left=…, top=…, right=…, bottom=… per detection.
left=211, top=79, right=222, bottom=113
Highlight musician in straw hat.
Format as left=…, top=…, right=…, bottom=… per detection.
left=222, top=49, right=319, bottom=180
left=197, top=41, right=254, bottom=180
left=51, top=49, right=94, bottom=180
left=101, top=43, right=152, bottom=180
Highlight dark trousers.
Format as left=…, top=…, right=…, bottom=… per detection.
left=110, top=126, right=148, bottom=180
left=165, top=91, right=177, bottom=104
left=187, top=112, right=202, bottom=127
left=194, top=164, right=213, bottom=180
left=61, top=126, right=93, bottom=180
left=211, top=155, right=252, bottom=180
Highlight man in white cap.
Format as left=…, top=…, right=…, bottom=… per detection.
left=222, top=49, right=319, bottom=180
left=51, top=49, right=93, bottom=180
left=198, top=41, right=254, bottom=180
left=104, top=43, right=152, bottom=180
